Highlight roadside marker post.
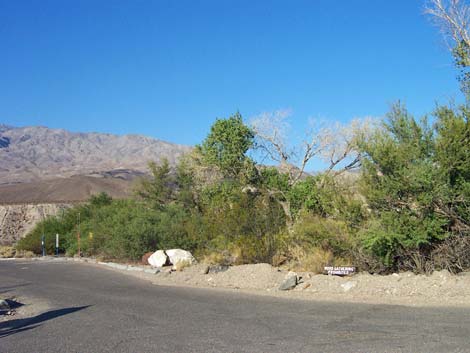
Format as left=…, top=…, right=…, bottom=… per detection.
left=55, top=234, right=59, bottom=256
left=41, top=234, right=45, bottom=256
left=77, top=212, right=81, bottom=257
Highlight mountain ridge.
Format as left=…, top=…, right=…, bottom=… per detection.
left=0, top=124, right=191, bottom=185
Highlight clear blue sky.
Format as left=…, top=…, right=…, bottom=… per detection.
left=0, top=0, right=464, bottom=145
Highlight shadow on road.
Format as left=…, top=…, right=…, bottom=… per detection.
left=0, top=298, right=24, bottom=315
left=0, top=305, right=91, bottom=338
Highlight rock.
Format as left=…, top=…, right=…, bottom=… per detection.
left=201, top=265, right=210, bottom=274
left=0, top=299, right=10, bottom=311
left=166, top=249, right=196, bottom=267
left=279, top=272, right=298, bottom=291
left=141, top=252, right=153, bottom=265
left=148, top=250, right=169, bottom=268
left=208, top=265, right=230, bottom=274
left=341, top=281, right=357, bottom=292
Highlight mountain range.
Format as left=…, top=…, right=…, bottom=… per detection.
left=0, top=124, right=191, bottom=203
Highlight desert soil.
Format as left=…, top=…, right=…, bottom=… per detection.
left=32, top=257, right=470, bottom=308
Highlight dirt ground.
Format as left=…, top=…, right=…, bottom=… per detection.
left=7, top=257, right=470, bottom=308
left=91, top=259, right=470, bottom=308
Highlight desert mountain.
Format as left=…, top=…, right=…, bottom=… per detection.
left=0, top=124, right=190, bottom=184
left=0, top=124, right=191, bottom=203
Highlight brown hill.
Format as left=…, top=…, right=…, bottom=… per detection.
left=0, top=124, right=191, bottom=185
left=0, top=173, right=141, bottom=204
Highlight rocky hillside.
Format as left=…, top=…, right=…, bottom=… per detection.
left=0, top=124, right=191, bottom=184
left=0, top=203, right=70, bottom=246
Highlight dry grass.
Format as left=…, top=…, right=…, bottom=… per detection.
left=14, top=249, right=35, bottom=258
left=173, top=259, right=192, bottom=271
left=286, top=245, right=352, bottom=273
left=201, top=251, right=232, bottom=265
left=200, top=246, right=247, bottom=266
left=287, top=245, right=334, bottom=273
left=0, top=246, right=15, bottom=258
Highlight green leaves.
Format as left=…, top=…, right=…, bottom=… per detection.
left=135, top=159, right=174, bottom=210
left=358, top=102, right=470, bottom=269
left=197, top=112, right=255, bottom=179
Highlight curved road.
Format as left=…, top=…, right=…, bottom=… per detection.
left=1, top=259, right=469, bottom=353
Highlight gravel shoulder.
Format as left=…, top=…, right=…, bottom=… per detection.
left=4, top=257, right=470, bottom=308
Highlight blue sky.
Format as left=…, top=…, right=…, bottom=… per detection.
left=0, top=0, right=464, bottom=145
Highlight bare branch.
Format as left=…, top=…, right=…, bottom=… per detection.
left=425, top=0, right=470, bottom=48
left=251, top=110, right=375, bottom=185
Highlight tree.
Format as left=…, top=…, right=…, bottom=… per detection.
left=354, top=101, right=470, bottom=271
left=426, top=0, right=470, bottom=99
left=135, top=159, right=174, bottom=210
left=251, top=110, right=371, bottom=186
left=251, top=110, right=371, bottom=229
left=433, top=105, right=470, bottom=233
left=197, top=112, right=255, bottom=179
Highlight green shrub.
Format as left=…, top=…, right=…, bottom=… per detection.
left=291, top=213, right=354, bottom=258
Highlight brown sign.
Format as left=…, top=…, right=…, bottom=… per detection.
left=324, top=266, right=355, bottom=276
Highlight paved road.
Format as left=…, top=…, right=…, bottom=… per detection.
left=1, top=260, right=470, bottom=353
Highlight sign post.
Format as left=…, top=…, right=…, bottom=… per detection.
left=77, top=212, right=81, bottom=257
left=55, top=234, right=59, bottom=256
left=41, top=234, right=45, bottom=257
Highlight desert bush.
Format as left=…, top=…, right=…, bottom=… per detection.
left=357, top=103, right=470, bottom=270
left=291, top=213, right=354, bottom=257
left=16, top=214, right=71, bottom=255
left=200, top=251, right=229, bottom=265
left=15, top=250, right=35, bottom=258
left=173, top=259, right=192, bottom=271
left=348, top=246, right=387, bottom=274
left=0, top=246, right=15, bottom=258
left=286, top=245, right=334, bottom=273
left=431, top=235, right=470, bottom=273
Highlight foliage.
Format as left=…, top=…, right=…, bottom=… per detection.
left=291, top=213, right=354, bottom=259
left=197, top=112, right=255, bottom=179
left=197, top=183, right=286, bottom=264
left=135, top=159, right=174, bottom=210
left=358, top=102, right=470, bottom=270
left=17, top=107, right=470, bottom=274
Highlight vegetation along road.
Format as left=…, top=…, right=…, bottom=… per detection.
left=1, top=259, right=470, bottom=353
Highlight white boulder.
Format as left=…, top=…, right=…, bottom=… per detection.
left=148, top=250, right=168, bottom=268
left=166, top=249, right=196, bottom=267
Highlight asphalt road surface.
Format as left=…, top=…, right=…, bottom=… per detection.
left=1, top=259, right=470, bottom=353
